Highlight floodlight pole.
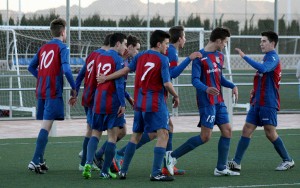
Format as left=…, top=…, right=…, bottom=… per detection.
left=213, top=0, right=216, bottom=29
left=65, top=0, right=71, bottom=120
left=274, top=0, right=278, bottom=34
left=79, top=0, right=82, bottom=58
left=175, top=0, right=179, bottom=25
left=147, top=0, right=150, bottom=50
left=274, top=0, right=278, bottom=52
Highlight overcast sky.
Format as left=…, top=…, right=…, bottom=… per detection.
left=1, top=0, right=273, bottom=13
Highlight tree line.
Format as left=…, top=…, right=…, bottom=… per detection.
left=1, top=11, right=299, bottom=35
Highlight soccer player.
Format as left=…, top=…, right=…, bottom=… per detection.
left=93, top=35, right=140, bottom=171
left=70, top=33, right=112, bottom=172
left=113, top=26, right=201, bottom=175
left=82, top=32, right=127, bottom=179
left=98, top=30, right=179, bottom=181
left=165, top=27, right=240, bottom=176
left=27, top=18, right=77, bottom=174
left=163, top=25, right=201, bottom=175
left=228, top=31, right=295, bottom=172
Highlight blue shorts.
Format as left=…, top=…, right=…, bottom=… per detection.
left=132, top=109, right=169, bottom=133
left=197, top=103, right=229, bottom=129
left=246, top=106, right=277, bottom=127
left=114, top=114, right=126, bottom=128
left=92, top=113, right=125, bottom=132
left=84, top=107, right=93, bottom=127
left=36, top=98, right=64, bottom=120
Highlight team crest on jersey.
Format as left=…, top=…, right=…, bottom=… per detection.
left=215, top=57, right=220, bottom=64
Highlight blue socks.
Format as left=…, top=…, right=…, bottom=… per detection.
left=117, top=145, right=126, bottom=157
left=95, top=141, right=107, bottom=160
left=101, top=142, right=116, bottom=173
left=217, top=136, right=230, bottom=171
left=234, top=136, right=250, bottom=164
left=172, top=135, right=203, bottom=159
left=136, top=133, right=151, bottom=150
left=121, top=142, right=136, bottom=173
left=233, top=136, right=291, bottom=165
left=166, top=132, right=173, bottom=151
left=272, top=137, right=292, bottom=161
left=32, top=129, right=48, bottom=164
left=81, top=137, right=90, bottom=166
left=152, top=147, right=166, bottom=176
left=117, top=133, right=151, bottom=157
left=86, top=136, right=99, bottom=165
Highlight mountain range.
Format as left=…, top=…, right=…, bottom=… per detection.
left=1, top=0, right=299, bottom=24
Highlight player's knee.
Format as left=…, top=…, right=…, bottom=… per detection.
left=148, top=132, right=157, bottom=140
left=161, top=131, right=169, bottom=141
left=221, top=129, right=232, bottom=138
left=200, top=134, right=210, bottom=143
left=265, top=131, right=277, bottom=142
left=118, top=128, right=126, bottom=139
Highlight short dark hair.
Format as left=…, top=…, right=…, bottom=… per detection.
left=169, top=25, right=184, bottom=43
left=150, top=30, right=170, bottom=48
left=210, top=27, right=231, bottom=42
left=127, top=35, right=140, bottom=47
left=261, top=31, right=279, bottom=47
left=50, top=18, right=66, bottom=37
left=109, top=33, right=127, bottom=47
left=103, top=33, right=112, bottom=46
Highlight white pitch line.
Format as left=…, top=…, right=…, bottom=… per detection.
left=210, top=182, right=300, bottom=188
left=1, top=133, right=300, bottom=146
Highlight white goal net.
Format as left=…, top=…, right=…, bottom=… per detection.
left=0, top=26, right=208, bottom=119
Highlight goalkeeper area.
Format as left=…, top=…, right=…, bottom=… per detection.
left=0, top=26, right=300, bottom=119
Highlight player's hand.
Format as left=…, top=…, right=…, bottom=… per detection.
left=68, top=96, right=77, bottom=106
left=206, top=87, right=219, bottom=96
left=250, top=89, right=255, bottom=100
left=232, top=86, right=238, bottom=103
left=97, top=74, right=107, bottom=84
left=172, top=96, right=179, bottom=108
left=71, top=89, right=77, bottom=98
left=122, top=49, right=129, bottom=59
left=117, top=106, right=125, bottom=117
left=189, top=51, right=202, bottom=60
left=128, top=97, right=134, bottom=109
left=235, top=48, right=245, bottom=58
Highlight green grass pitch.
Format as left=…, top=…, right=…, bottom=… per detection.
left=0, top=129, right=299, bottom=187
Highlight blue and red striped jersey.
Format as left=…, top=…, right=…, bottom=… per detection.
left=165, top=44, right=178, bottom=68
left=244, top=50, right=281, bottom=110
left=92, top=49, right=125, bottom=114
left=78, top=49, right=106, bottom=108
left=165, top=44, right=192, bottom=79
left=29, top=39, right=75, bottom=99
left=128, top=50, right=170, bottom=112
left=192, top=49, right=235, bottom=107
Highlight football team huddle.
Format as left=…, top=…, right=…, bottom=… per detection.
left=27, top=18, right=294, bottom=181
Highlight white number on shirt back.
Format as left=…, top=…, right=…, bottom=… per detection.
left=141, top=62, right=155, bottom=81
left=97, top=63, right=111, bottom=75
left=40, top=50, right=54, bottom=70
left=87, top=60, right=94, bottom=78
